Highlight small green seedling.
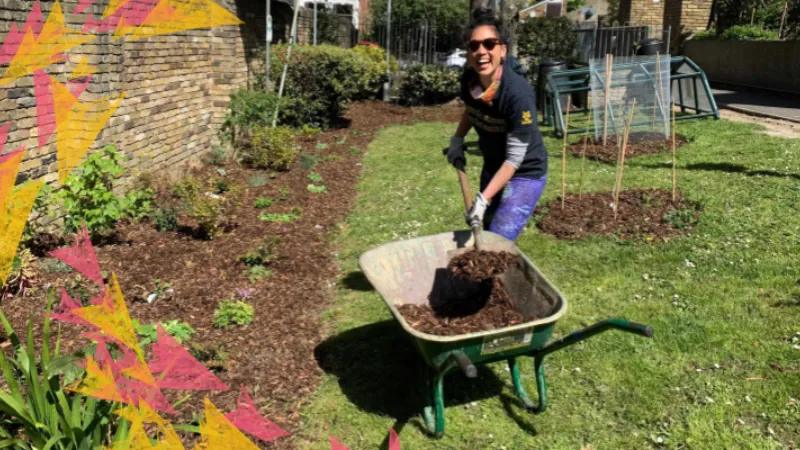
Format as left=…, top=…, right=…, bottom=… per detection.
left=214, top=300, right=254, bottom=328
left=133, top=319, right=196, bottom=346
left=347, top=146, right=360, bottom=155
left=307, top=172, right=323, bottom=183
left=301, top=154, right=320, bottom=170
left=336, top=135, right=347, bottom=145
left=247, top=265, right=272, bottom=283
left=254, top=197, right=273, bottom=209
left=307, top=184, right=327, bottom=194
left=315, top=143, right=329, bottom=151
left=248, top=173, right=269, bottom=187
left=278, top=187, right=290, bottom=201
left=239, top=237, right=279, bottom=267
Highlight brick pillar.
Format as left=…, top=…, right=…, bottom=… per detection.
left=629, top=0, right=665, bottom=28
left=664, top=0, right=713, bottom=53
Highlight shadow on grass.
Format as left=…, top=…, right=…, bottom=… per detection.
left=314, top=320, right=508, bottom=446
left=340, top=271, right=375, bottom=292
left=633, top=161, right=800, bottom=180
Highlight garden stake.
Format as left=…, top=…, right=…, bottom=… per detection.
left=561, top=94, right=572, bottom=210
left=653, top=53, right=662, bottom=133
left=602, top=55, right=613, bottom=146
left=672, top=103, right=677, bottom=202
left=779, top=2, right=788, bottom=38
left=614, top=99, right=636, bottom=220
left=579, top=131, right=588, bottom=198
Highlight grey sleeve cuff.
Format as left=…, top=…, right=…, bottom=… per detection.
left=505, top=132, right=529, bottom=169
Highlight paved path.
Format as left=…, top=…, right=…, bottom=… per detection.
left=711, top=85, right=800, bottom=123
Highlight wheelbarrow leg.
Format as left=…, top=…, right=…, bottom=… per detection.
left=534, top=353, right=548, bottom=414
left=423, top=367, right=446, bottom=438
left=508, top=357, right=536, bottom=410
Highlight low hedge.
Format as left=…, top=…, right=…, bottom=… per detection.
left=398, top=65, right=461, bottom=106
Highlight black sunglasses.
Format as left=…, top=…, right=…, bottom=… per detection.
left=467, top=38, right=502, bottom=52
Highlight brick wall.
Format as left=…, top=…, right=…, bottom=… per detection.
left=662, top=0, right=712, bottom=52
left=3, top=0, right=255, bottom=191
left=628, top=0, right=665, bottom=28
left=663, top=0, right=682, bottom=52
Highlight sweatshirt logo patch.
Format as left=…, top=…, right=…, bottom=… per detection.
left=521, top=111, right=532, bottom=125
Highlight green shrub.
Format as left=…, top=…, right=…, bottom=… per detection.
left=213, top=300, right=254, bottom=328
left=0, top=292, right=128, bottom=448
left=151, top=204, right=179, bottom=231
left=52, top=145, right=154, bottom=235
left=352, top=44, right=399, bottom=74
left=268, top=44, right=386, bottom=128
left=172, top=175, right=236, bottom=240
left=247, top=173, right=269, bottom=187
left=133, top=319, right=196, bottom=346
left=517, top=17, right=579, bottom=82
left=399, top=65, right=461, bottom=106
left=243, top=126, right=297, bottom=171
left=720, top=25, right=779, bottom=40
left=222, top=89, right=283, bottom=141
left=205, top=146, right=230, bottom=166
left=691, top=28, right=718, bottom=40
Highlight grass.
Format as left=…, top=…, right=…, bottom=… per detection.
left=295, top=117, right=800, bottom=449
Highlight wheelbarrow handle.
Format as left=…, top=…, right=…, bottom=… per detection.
left=539, top=318, right=653, bottom=357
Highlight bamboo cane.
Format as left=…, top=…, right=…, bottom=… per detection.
left=614, top=99, right=636, bottom=220
left=602, top=55, right=613, bottom=146
left=779, top=2, right=788, bottom=38
left=655, top=53, right=663, bottom=135
left=579, top=131, right=588, bottom=198
left=561, top=94, right=572, bottom=210
left=672, top=103, right=677, bottom=202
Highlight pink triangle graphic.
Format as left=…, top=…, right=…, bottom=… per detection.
left=67, top=75, right=93, bottom=98
left=74, top=0, right=97, bottom=15
left=0, top=23, right=23, bottom=66
left=0, top=123, right=12, bottom=154
left=49, top=224, right=104, bottom=287
left=224, top=386, right=290, bottom=443
left=389, top=428, right=400, bottom=450
left=23, top=1, right=45, bottom=37
left=34, top=70, right=56, bottom=149
left=50, top=288, right=95, bottom=327
left=330, top=435, right=349, bottom=450
left=148, top=324, right=229, bottom=391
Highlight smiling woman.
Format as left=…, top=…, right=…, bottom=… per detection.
left=444, top=8, right=549, bottom=243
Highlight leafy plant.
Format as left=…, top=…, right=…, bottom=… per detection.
left=399, top=65, right=461, bottom=106
left=172, top=176, right=235, bottom=240
left=1, top=248, right=37, bottom=300
left=51, top=145, right=154, bottom=235
left=335, top=135, right=347, bottom=145
left=347, top=146, right=360, bottom=155
left=254, top=197, right=273, bottom=209
left=720, top=25, right=779, bottom=40
left=301, top=153, right=321, bottom=170
left=246, top=265, right=272, bottom=283
left=215, top=178, right=230, bottom=194
left=189, top=343, right=230, bottom=372
left=239, top=237, right=280, bottom=267
left=247, top=173, right=269, bottom=187
left=278, top=187, right=290, bottom=201
left=205, top=146, right=230, bottom=166
left=133, top=319, right=196, bottom=346
left=663, top=207, right=699, bottom=230
left=315, top=143, right=329, bottom=151
left=517, top=17, right=579, bottom=83
left=151, top=204, right=179, bottom=231
left=307, top=172, right=323, bottom=183
left=259, top=208, right=301, bottom=223
left=64, top=275, right=95, bottom=306
left=0, top=292, right=129, bottom=449
left=213, top=300, right=254, bottom=328
left=307, top=184, right=327, bottom=194
left=243, top=126, right=297, bottom=171
left=222, top=89, right=283, bottom=141
left=38, top=258, right=74, bottom=274
left=299, top=124, right=322, bottom=141
left=151, top=279, right=172, bottom=297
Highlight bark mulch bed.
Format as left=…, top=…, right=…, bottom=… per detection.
left=397, top=250, right=536, bottom=336
left=536, top=188, right=701, bottom=241
left=568, top=131, right=688, bottom=162
left=1, top=100, right=462, bottom=448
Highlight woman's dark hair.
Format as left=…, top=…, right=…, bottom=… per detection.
left=463, top=8, right=510, bottom=45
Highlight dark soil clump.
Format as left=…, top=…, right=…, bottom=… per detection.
left=447, top=250, right=519, bottom=281
left=537, top=188, right=700, bottom=241
left=569, top=131, right=688, bottom=162
left=397, top=278, right=535, bottom=336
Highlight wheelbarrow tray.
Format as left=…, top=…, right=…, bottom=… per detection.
left=359, top=230, right=567, bottom=368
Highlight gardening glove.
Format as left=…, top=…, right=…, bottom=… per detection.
left=446, top=136, right=466, bottom=168
left=465, top=193, right=489, bottom=228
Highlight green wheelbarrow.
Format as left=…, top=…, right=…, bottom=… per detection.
left=359, top=230, right=654, bottom=438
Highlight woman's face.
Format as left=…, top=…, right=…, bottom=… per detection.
left=467, top=25, right=507, bottom=79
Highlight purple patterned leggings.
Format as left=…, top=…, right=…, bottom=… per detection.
left=479, top=171, right=547, bottom=242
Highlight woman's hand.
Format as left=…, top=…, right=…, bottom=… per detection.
left=466, top=193, right=489, bottom=227
left=447, top=136, right=465, bottom=167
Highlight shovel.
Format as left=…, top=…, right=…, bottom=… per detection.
left=443, top=149, right=512, bottom=260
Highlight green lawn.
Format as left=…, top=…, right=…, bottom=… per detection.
left=294, top=116, right=800, bottom=449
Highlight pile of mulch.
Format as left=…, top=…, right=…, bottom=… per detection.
left=396, top=250, right=536, bottom=336
left=447, top=250, right=519, bottom=280
left=568, top=131, right=688, bottom=162
left=2, top=100, right=462, bottom=448
left=397, top=278, right=534, bottom=336
left=536, top=188, right=700, bottom=241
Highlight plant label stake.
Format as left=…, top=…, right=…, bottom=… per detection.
left=602, top=55, right=613, bottom=146
left=561, top=94, right=571, bottom=210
